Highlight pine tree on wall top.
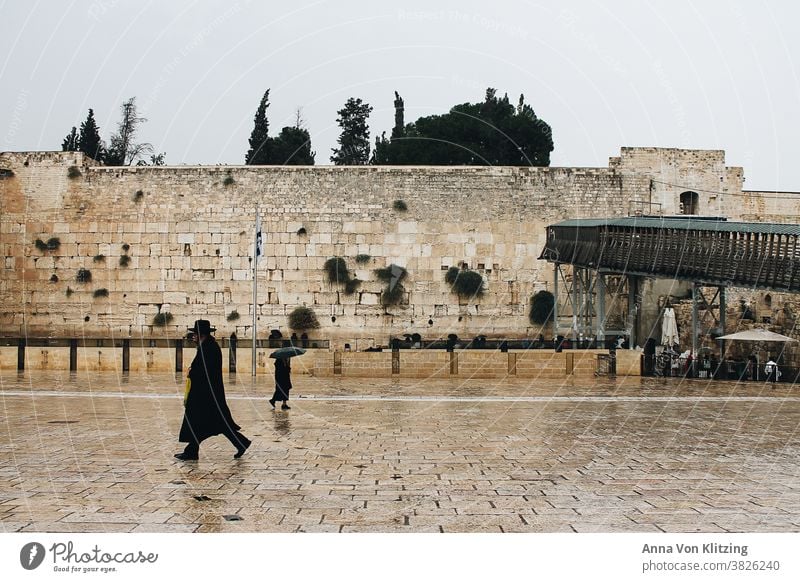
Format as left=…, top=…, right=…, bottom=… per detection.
left=78, top=108, right=105, bottom=162
left=271, top=126, right=315, bottom=165
left=245, top=89, right=271, bottom=165
left=61, top=127, right=79, bottom=152
left=331, top=97, right=373, bottom=165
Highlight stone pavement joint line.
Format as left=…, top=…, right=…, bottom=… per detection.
left=1, top=372, right=799, bottom=533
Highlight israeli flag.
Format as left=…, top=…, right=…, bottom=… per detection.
left=255, top=212, right=263, bottom=262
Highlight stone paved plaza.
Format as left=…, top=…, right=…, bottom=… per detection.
left=1, top=371, right=799, bottom=533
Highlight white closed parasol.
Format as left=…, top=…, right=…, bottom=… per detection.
left=661, top=307, right=679, bottom=347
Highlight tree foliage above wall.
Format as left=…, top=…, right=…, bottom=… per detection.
left=245, top=90, right=315, bottom=165
left=372, top=88, right=553, bottom=166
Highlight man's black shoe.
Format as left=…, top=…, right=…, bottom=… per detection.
left=234, top=438, right=252, bottom=459
left=268, top=399, right=276, bottom=409
left=281, top=404, right=291, bottom=410
left=174, top=452, right=198, bottom=461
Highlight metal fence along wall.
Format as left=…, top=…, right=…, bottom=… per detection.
left=540, top=217, right=800, bottom=291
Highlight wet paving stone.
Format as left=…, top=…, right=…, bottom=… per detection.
left=1, top=371, right=799, bottom=532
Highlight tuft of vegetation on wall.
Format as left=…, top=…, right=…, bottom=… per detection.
left=324, top=257, right=361, bottom=295
left=152, top=312, right=174, bottom=326
left=93, top=288, right=109, bottom=298
left=324, top=257, right=349, bottom=284
left=35, top=237, right=61, bottom=252
left=375, top=264, right=408, bottom=306
left=76, top=268, right=92, bottom=283
left=227, top=310, right=240, bottom=321
left=446, top=267, right=484, bottom=298
left=288, top=306, right=320, bottom=330
left=529, top=290, right=555, bottom=325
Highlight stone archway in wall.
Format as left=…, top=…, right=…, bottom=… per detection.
left=680, top=191, right=699, bottom=215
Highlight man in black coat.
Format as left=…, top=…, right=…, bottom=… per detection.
left=269, top=357, right=292, bottom=410
left=175, top=320, right=251, bottom=460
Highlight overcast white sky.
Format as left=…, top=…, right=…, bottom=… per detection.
left=1, top=0, right=799, bottom=191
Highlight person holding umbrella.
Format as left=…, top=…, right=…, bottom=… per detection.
left=268, top=346, right=305, bottom=410
left=175, top=320, right=252, bottom=460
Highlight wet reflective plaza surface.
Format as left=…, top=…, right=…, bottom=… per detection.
left=1, top=371, right=799, bottom=533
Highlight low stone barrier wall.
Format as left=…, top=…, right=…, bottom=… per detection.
left=0, top=345, right=642, bottom=378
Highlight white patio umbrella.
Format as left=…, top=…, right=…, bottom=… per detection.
left=661, top=307, right=679, bottom=347
left=716, top=329, right=798, bottom=342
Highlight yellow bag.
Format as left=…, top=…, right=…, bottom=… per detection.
left=183, top=377, right=191, bottom=406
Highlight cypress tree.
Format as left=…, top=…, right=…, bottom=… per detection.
left=61, top=127, right=78, bottom=151
left=245, top=90, right=271, bottom=165
left=78, top=109, right=104, bottom=162
left=330, top=97, right=373, bottom=165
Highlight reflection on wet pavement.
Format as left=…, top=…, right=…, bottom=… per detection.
left=0, top=371, right=798, bottom=533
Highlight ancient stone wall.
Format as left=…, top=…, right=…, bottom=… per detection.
left=1, top=147, right=772, bottom=349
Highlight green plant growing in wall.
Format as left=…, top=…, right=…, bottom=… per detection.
left=324, top=257, right=349, bottom=284
left=121, top=243, right=130, bottom=252
left=381, top=282, right=405, bottom=305
left=76, top=268, right=92, bottom=283
left=297, top=227, right=307, bottom=236
left=375, top=264, right=408, bottom=306
left=445, top=266, right=484, bottom=298
left=529, top=290, right=555, bottom=325
left=119, top=255, right=131, bottom=267
left=134, top=190, right=144, bottom=202
left=392, top=199, right=407, bottom=211
left=323, top=256, right=361, bottom=296
left=67, top=165, right=81, bottom=179
left=288, top=306, right=320, bottom=331
left=355, top=254, right=371, bottom=264
left=35, top=237, right=61, bottom=252
left=93, top=254, right=105, bottom=263
left=65, top=287, right=73, bottom=297
left=93, top=288, right=109, bottom=298
left=50, top=274, right=59, bottom=283
left=445, top=266, right=460, bottom=285
left=344, top=278, right=361, bottom=294
left=223, top=173, right=235, bottom=186
left=152, top=312, right=174, bottom=326
left=227, top=310, right=241, bottom=322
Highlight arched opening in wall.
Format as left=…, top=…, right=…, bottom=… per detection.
left=680, top=191, right=699, bottom=215
left=764, top=294, right=772, bottom=308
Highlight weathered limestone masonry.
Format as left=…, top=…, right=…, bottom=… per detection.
left=1, top=147, right=791, bottom=354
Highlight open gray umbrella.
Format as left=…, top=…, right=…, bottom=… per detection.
left=269, top=346, right=307, bottom=359
left=716, top=329, right=797, bottom=342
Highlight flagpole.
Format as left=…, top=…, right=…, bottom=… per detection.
left=252, top=205, right=259, bottom=377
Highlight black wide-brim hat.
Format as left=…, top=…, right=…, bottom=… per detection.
left=188, top=319, right=216, bottom=335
